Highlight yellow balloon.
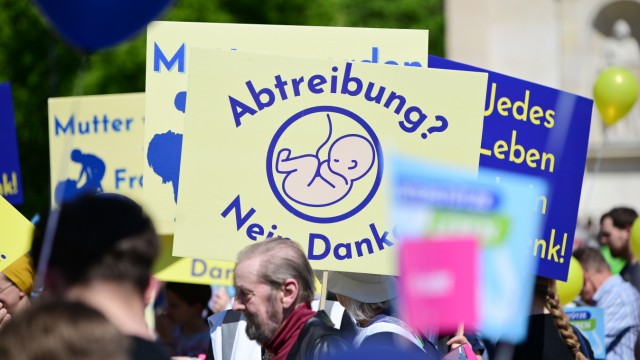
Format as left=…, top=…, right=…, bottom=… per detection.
left=593, top=67, right=639, bottom=126
left=556, top=257, right=584, bottom=305
left=630, top=218, right=640, bottom=260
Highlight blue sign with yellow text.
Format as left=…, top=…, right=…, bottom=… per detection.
left=0, top=83, right=23, bottom=205
left=429, top=56, right=593, bottom=281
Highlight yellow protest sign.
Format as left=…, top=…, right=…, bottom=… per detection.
left=48, top=93, right=145, bottom=205
left=48, top=93, right=232, bottom=284
left=145, top=21, right=430, bottom=235
left=0, top=196, right=32, bottom=272
left=153, top=235, right=235, bottom=286
left=173, top=49, right=488, bottom=275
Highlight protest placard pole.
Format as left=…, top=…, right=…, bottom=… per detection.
left=319, top=270, right=329, bottom=311
left=36, top=55, right=90, bottom=294
left=582, top=123, right=608, bottom=212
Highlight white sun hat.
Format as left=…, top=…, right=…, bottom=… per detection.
left=323, top=271, right=396, bottom=303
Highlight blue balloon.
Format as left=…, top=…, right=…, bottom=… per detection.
left=33, top=0, right=173, bottom=52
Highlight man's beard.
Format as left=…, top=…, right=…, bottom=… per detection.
left=610, top=244, right=625, bottom=258
left=245, top=290, right=283, bottom=345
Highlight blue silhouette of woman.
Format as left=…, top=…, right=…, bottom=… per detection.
left=54, top=149, right=106, bottom=206
left=71, top=149, right=106, bottom=193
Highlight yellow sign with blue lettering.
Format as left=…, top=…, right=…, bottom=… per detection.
left=173, top=49, right=488, bottom=274
left=48, top=93, right=234, bottom=284
left=144, top=21, right=431, bottom=235
left=48, top=93, right=145, bottom=206
left=0, top=196, right=32, bottom=272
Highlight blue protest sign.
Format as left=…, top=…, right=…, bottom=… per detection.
left=0, top=83, right=23, bottom=205
left=391, top=157, right=547, bottom=343
left=566, top=306, right=606, bottom=359
left=429, top=56, right=593, bottom=281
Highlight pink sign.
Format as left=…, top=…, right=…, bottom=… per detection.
left=398, top=237, right=479, bottom=334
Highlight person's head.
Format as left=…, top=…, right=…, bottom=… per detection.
left=164, top=282, right=211, bottom=325
left=325, top=271, right=395, bottom=325
left=0, top=254, right=35, bottom=315
left=573, top=247, right=611, bottom=304
left=0, top=300, right=130, bottom=360
left=212, top=286, right=234, bottom=313
left=533, top=277, right=588, bottom=360
left=30, top=194, right=159, bottom=299
left=232, top=237, right=315, bottom=345
left=328, top=135, right=375, bottom=181
left=70, top=149, right=82, bottom=161
left=599, top=207, right=637, bottom=258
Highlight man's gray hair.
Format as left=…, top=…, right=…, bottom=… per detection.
left=236, top=237, right=315, bottom=304
left=340, top=295, right=390, bottom=322
left=573, top=246, right=611, bottom=274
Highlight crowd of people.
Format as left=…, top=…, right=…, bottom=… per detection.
left=574, top=207, right=640, bottom=360
left=0, top=194, right=639, bottom=360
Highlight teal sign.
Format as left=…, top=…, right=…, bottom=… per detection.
left=566, top=306, right=605, bottom=359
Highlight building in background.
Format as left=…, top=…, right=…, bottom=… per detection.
left=446, top=0, right=640, bottom=238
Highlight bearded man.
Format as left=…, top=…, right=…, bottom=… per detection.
left=600, top=207, right=639, bottom=291
left=232, top=237, right=350, bottom=360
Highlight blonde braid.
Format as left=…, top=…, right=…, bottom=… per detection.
left=546, top=280, right=588, bottom=360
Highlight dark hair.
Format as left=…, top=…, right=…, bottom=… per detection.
left=0, top=300, right=130, bottom=360
left=573, top=247, right=610, bottom=273
left=31, top=194, right=159, bottom=295
left=165, top=282, right=212, bottom=312
left=601, top=207, right=638, bottom=229
left=236, top=237, right=315, bottom=305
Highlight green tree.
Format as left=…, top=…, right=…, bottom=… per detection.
left=338, top=0, right=444, bottom=56
left=0, top=0, right=82, bottom=217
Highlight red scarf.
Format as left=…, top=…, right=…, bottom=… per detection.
left=263, top=303, right=316, bottom=360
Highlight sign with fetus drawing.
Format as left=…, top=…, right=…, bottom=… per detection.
left=268, top=106, right=382, bottom=224
left=173, top=49, right=488, bottom=274
left=145, top=21, right=431, bottom=235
